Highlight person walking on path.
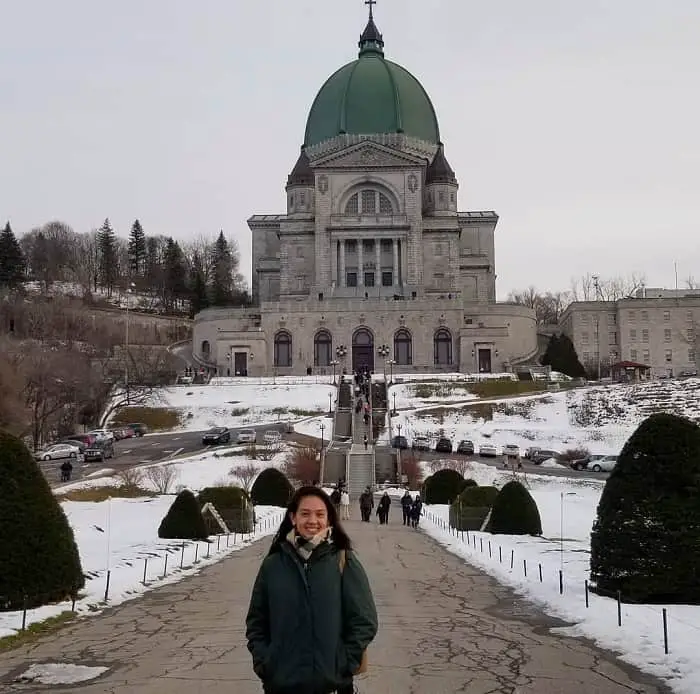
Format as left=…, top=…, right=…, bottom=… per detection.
left=359, top=487, right=374, bottom=522
left=340, top=489, right=350, bottom=520
left=246, top=486, right=378, bottom=694
left=60, top=460, right=73, bottom=482
left=330, top=487, right=341, bottom=517
left=377, top=492, right=391, bottom=525
left=400, top=490, right=412, bottom=526
left=410, top=495, right=423, bottom=529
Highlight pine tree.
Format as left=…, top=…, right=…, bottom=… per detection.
left=31, top=231, right=51, bottom=291
left=541, top=333, right=586, bottom=378
left=127, top=219, right=146, bottom=278
left=188, top=251, right=209, bottom=317
left=144, top=236, right=163, bottom=293
left=0, top=222, right=26, bottom=289
left=97, top=218, right=118, bottom=295
left=162, top=237, right=187, bottom=311
left=209, top=230, right=233, bottom=306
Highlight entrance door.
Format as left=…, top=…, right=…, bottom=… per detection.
left=478, top=348, right=492, bottom=373
left=352, top=328, right=375, bottom=373
left=234, top=352, right=248, bottom=376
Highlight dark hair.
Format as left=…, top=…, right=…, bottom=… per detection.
left=268, top=486, right=352, bottom=554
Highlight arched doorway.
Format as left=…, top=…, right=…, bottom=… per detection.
left=352, top=328, right=374, bottom=373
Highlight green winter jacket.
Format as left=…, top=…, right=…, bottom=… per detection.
left=246, top=539, right=378, bottom=694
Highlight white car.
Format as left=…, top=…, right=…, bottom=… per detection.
left=412, top=436, right=431, bottom=451
left=237, top=429, right=257, bottom=444
left=589, top=455, right=618, bottom=473
left=263, top=430, right=282, bottom=445
left=35, top=443, right=81, bottom=461
left=503, top=444, right=520, bottom=458
left=479, top=443, right=500, bottom=457
left=89, top=429, right=115, bottom=442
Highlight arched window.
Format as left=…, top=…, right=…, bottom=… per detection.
left=314, top=330, right=332, bottom=367
left=434, top=329, right=452, bottom=366
left=201, top=340, right=210, bottom=360
left=274, top=331, right=292, bottom=367
left=394, top=329, right=412, bottom=366
left=344, top=190, right=394, bottom=216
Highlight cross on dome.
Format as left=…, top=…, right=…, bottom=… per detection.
left=365, top=0, right=377, bottom=18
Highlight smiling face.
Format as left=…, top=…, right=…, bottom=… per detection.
left=291, top=494, right=329, bottom=539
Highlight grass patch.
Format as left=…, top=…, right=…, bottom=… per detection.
left=214, top=448, right=249, bottom=458
left=468, top=380, right=549, bottom=398
left=112, top=406, right=181, bottom=431
left=269, top=406, right=288, bottom=415
left=289, top=408, right=324, bottom=417
left=231, top=407, right=251, bottom=417
left=56, top=485, right=157, bottom=502
left=0, top=611, right=76, bottom=651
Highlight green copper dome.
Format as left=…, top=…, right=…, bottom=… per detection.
left=303, top=12, right=440, bottom=147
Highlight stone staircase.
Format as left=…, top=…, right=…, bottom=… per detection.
left=346, top=445, right=375, bottom=498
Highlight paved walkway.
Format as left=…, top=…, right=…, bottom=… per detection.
left=0, top=520, right=668, bottom=693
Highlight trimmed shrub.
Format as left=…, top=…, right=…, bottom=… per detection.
left=251, top=468, right=294, bottom=507
left=449, top=485, right=499, bottom=531
left=198, top=485, right=254, bottom=533
left=158, top=489, right=209, bottom=540
left=0, top=431, right=84, bottom=611
left=422, top=468, right=465, bottom=504
left=488, top=481, right=542, bottom=536
left=590, top=413, right=700, bottom=604
left=463, top=478, right=478, bottom=488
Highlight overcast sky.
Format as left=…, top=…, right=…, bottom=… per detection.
left=2, top=1, right=698, bottom=297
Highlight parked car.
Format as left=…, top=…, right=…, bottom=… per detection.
left=108, top=426, right=132, bottom=441
left=64, top=433, right=97, bottom=448
left=456, top=439, right=474, bottom=455
left=479, top=443, right=500, bottom=457
left=35, top=442, right=81, bottom=461
left=412, top=436, right=431, bottom=451
left=263, top=430, right=282, bottom=445
left=570, top=454, right=606, bottom=471
left=435, top=437, right=453, bottom=453
left=530, top=449, right=561, bottom=465
left=589, top=455, right=618, bottom=473
left=126, top=423, right=149, bottom=437
left=391, top=435, right=409, bottom=450
left=202, top=427, right=231, bottom=445
left=503, top=444, right=520, bottom=459
left=89, top=429, right=115, bottom=443
left=84, top=441, right=114, bottom=462
left=237, top=429, right=257, bottom=444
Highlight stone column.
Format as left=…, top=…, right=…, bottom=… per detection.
left=358, top=238, right=364, bottom=286
left=339, top=240, right=346, bottom=287
left=392, top=238, right=399, bottom=286
left=375, top=239, right=381, bottom=286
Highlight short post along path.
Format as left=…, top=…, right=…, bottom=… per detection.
left=0, top=521, right=668, bottom=693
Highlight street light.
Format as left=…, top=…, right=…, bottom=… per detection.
left=395, top=423, right=403, bottom=484
left=328, top=391, right=333, bottom=416
left=392, top=391, right=397, bottom=414
left=330, top=359, right=340, bottom=385
left=377, top=344, right=389, bottom=380
left=387, top=358, right=396, bottom=384
left=320, top=422, right=325, bottom=451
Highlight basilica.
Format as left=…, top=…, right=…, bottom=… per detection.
left=193, top=7, right=537, bottom=377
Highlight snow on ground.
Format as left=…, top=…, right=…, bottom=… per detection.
left=294, top=415, right=334, bottom=441
left=131, top=380, right=336, bottom=432
left=13, top=663, right=110, bottom=685
left=421, top=463, right=700, bottom=694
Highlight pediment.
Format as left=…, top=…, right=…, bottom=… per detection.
left=312, top=142, right=427, bottom=170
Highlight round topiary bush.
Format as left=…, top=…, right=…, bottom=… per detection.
left=158, top=489, right=209, bottom=540
left=449, top=485, right=499, bottom=531
left=250, top=468, right=294, bottom=507
left=422, top=468, right=465, bottom=504
left=0, top=431, right=84, bottom=611
left=198, top=486, right=254, bottom=533
left=488, top=480, right=542, bottom=536
left=590, top=413, right=700, bottom=604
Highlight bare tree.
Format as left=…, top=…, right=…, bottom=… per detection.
left=116, top=467, right=145, bottom=490
left=283, top=446, right=320, bottom=486
left=507, top=287, right=572, bottom=325
left=229, top=463, right=258, bottom=492
left=146, top=465, right=179, bottom=494
left=570, top=273, right=647, bottom=302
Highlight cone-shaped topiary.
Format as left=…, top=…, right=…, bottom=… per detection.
left=422, top=468, right=465, bottom=504
left=198, top=485, right=253, bottom=533
left=158, top=489, right=209, bottom=540
left=463, top=478, right=478, bottom=488
left=450, top=485, right=499, bottom=531
left=488, top=480, right=542, bottom=536
left=590, top=413, right=700, bottom=603
left=251, top=468, right=294, bottom=507
left=0, top=430, right=84, bottom=611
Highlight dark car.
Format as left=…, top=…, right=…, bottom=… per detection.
left=391, top=435, right=409, bottom=450
left=202, top=427, right=231, bottom=445
left=456, top=440, right=474, bottom=455
left=570, top=454, right=606, bottom=471
left=530, top=449, right=560, bottom=465
left=127, top=423, right=148, bottom=437
left=84, top=441, right=114, bottom=462
left=435, top=437, right=453, bottom=453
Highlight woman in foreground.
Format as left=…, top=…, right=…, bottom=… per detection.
left=246, top=486, right=378, bottom=694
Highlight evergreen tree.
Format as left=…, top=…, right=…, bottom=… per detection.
left=158, top=489, right=209, bottom=540
left=541, top=333, right=586, bottom=378
left=0, top=431, right=84, bottom=610
left=30, top=231, right=51, bottom=291
left=188, top=251, right=209, bottom=317
left=422, top=468, right=466, bottom=504
left=144, top=235, right=163, bottom=293
left=251, top=468, right=294, bottom=507
left=162, top=237, right=187, bottom=311
left=0, top=222, right=26, bottom=289
left=590, top=413, right=700, bottom=603
left=209, top=230, right=233, bottom=306
left=127, top=219, right=147, bottom=278
left=97, top=218, right=118, bottom=295
left=487, top=480, right=542, bottom=536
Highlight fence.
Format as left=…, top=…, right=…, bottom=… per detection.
left=421, top=507, right=700, bottom=659
left=2, top=510, right=284, bottom=636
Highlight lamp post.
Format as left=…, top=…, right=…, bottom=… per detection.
left=124, top=282, right=135, bottom=404
left=249, top=352, right=254, bottom=378
left=387, top=358, right=396, bottom=384
left=392, top=391, right=397, bottom=414
left=328, top=391, right=333, bottom=416
left=320, top=422, right=325, bottom=451
left=335, top=345, right=348, bottom=377
left=395, top=423, right=403, bottom=484
left=330, top=359, right=339, bottom=385
left=377, top=344, right=389, bottom=380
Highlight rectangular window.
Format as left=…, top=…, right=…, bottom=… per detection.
left=346, top=272, right=357, bottom=287
left=583, top=351, right=591, bottom=362
left=629, top=311, right=636, bottom=322
left=382, top=271, right=393, bottom=287
left=364, top=271, right=375, bottom=287
left=608, top=332, right=617, bottom=345
left=690, top=350, right=696, bottom=364
left=630, top=349, right=638, bottom=361
left=361, top=190, right=376, bottom=214
left=629, top=329, right=637, bottom=341
left=642, top=329, right=649, bottom=343
left=664, top=328, right=672, bottom=342
left=687, top=328, right=695, bottom=342
left=663, top=310, right=671, bottom=321
left=687, top=310, right=694, bottom=322
left=581, top=314, right=590, bottom=324
left=362, top=239, right=373, bottom=254
left=641, top=310, right=648, bottom=321
left=642, top=350, right=650, bottom=363
left=581, top=331, right=589, bottom=345
left=665, top=349, right=673, bottom=363
left=608, top=313, right=617, bottom=325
